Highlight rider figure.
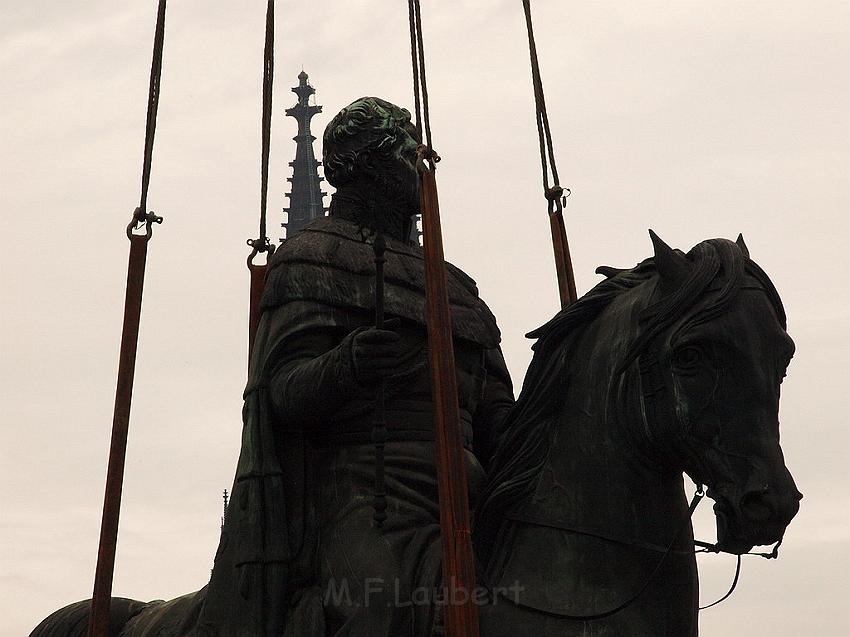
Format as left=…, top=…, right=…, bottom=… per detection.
left=200, top=97, right=514, bottom=637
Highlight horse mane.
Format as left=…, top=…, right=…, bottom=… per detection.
left=475, top=238, right=786, bottom=565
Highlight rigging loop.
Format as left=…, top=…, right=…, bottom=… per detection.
left=545, top=184, right=570, bottom=204
left=126, top=207, right=163, bottom=241
left=416, top=143, right=440, bottom=171
left=246, top=236, right=275, bottom=267
left=544, top=185, right=564, bottom=201
left=545, top=186, right=570, bottom=221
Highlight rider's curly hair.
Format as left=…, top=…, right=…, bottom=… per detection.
left=323, top=97, right=414, bottom=187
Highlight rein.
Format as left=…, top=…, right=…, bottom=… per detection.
left=694, top=537, right=782, bottom=610
left=503, top=485, right=783, bottom=617
left=497, top=485, right=705, bottom=621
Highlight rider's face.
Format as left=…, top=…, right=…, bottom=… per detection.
left=397, top=121, right=421, bottom=178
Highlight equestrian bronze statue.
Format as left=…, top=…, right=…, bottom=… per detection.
left=32, top=98, right=801, bottom=637
left=474, top=231, right=801, bottom=636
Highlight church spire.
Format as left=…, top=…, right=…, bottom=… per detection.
left=281, top=71, right=327, bottom=239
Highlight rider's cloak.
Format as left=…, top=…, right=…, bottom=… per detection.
left=195, top=216, right=510, bottom=635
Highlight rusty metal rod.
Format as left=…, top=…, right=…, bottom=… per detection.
left=88, top=233, right=150, bottom=636
left=248, top=263, right=268, bottom=364
left=418, top=158, right=480, bottom=637
left=549, top=202, right=577, bottom=308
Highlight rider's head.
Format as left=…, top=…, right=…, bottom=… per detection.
left=324, top=97, right=420, bottom=241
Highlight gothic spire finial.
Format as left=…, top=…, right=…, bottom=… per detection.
left=282, top=71, right=327, bottom=240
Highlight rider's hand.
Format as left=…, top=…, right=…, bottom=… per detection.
left=351, top=319, right=405, bottom=385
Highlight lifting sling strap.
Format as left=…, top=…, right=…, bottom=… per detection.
left=408, top=2, right=481, bottom=635
left=246, top=1, right=277, bottom=362
left=88, top=2, right=167, bottom=635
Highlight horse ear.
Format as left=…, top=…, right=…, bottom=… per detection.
left=649, top=229, right=690, bottom=293
left=595, top=265, right=626, bottom=278
left=735, top=233, right=750, bottom=259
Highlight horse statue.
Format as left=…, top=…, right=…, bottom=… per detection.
left=475, top=231, right=801, bottom=636
left=32, top=232, right=801, bottom=636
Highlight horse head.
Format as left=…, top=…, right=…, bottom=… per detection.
left=635, top=231, right=802, bottom=554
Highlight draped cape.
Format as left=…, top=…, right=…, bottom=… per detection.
left=196, top=217, right=500, bottom=635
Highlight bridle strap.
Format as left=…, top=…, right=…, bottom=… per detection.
left=695, top=536, right=782, bottom=559
left=696, top=536, right=781, bottom=610
left=505, top=512, right=693, bottom=555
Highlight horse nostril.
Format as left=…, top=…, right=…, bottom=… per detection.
left=740, top=491, right=774, bottom=522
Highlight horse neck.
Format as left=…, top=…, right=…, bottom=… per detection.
left=538, top=291, right=694, bottom=549
left=556, top=386, right=691, bottom=548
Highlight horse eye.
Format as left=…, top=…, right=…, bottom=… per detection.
left=674, top=346, right=702, bottom=368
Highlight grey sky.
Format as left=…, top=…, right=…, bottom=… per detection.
left=1, top=1, right=848, bottom=635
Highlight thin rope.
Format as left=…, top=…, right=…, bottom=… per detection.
left=248, top=1, right=275, bottom=258
left=522, top=0, right=562, bottom=196
left=129, top=0, right=167, bottom=235
left=260, top=0, right=274, bottom=245
left=413, top=0, right=433, bottom=151
left=139, top=0, right=166, bottom=217
left=520, top=0, right=575, bottom=307
left=408, top=0, right=435, bottom=156
left=407, top=0, right=422, bottom=135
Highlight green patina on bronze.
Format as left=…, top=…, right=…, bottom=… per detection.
left=323, top=97, right=421, bottom=242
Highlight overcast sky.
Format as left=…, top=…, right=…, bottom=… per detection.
left=1, top=1, right=848, bottom=635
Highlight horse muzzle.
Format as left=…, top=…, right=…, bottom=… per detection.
left=713, top=486, right=802, bottom=554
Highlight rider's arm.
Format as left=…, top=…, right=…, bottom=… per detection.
left=267, top=327, right=365, bottom=427
left=471, top=347, right=515, bottom=472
